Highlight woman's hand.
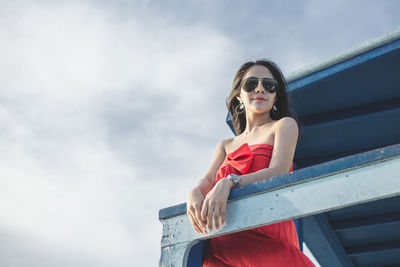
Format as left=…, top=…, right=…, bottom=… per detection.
left=187, top=187, right=207, bottom=235
left=186, top=140, right=228, bottom=235
left=201, top=178, right=232, bottom=232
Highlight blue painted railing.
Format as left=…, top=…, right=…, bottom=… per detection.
left=159, top=143, right=400, bottom=220
left=159, top=143, right=400, bottom=266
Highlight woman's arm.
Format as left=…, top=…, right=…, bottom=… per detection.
left=239, top=117, right=299, bottom=186
left=201, top=117, right=299, bottom=233
left=187, top=140, right=227, bottom=234
left=190, top=140, right=227, bottom=195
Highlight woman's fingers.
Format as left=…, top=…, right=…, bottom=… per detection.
left=213, top=207, right=220, bottom=230
left=213, top=202, right=226, bottom=230
left=202, top=199, right=228, bottom=232
left=200, top=200, right=208, bottom=225
left=187, top=211, right=201, bottom=233
left=187, top=189, right=207, bottom=234
left=187, top=208, right=198, bottom=231
left=220, top=204, right=226, bottom=226
left=188, top=207, right=206, bottom=235
left=194, top=203, right=207, bottom=234
left=207, top=202, right=223, bottom=231
left=206, top=203, right=214, bottom=231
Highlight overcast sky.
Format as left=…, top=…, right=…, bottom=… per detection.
left=1, top=0, right=399, bottom=266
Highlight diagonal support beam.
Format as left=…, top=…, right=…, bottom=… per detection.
left=303, top=214, right=354, bottom=267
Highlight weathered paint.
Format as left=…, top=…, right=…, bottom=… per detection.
left=159, top=154, right=400, bottom=266
left=159, top=143, right=400, bottom=220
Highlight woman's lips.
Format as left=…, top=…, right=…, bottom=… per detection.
left=253, top=98, right=266, bottom=101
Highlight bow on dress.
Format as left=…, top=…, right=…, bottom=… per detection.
left=217, top=144, right=254, bottom=184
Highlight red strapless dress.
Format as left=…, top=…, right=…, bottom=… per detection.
left=202, top=143, right=315, bottom=267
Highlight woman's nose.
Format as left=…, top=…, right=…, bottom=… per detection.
left=254, top=81, right=266, bottom=93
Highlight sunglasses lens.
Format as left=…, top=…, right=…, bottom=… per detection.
left=242, top=78, right=258, bottom=92
left=262, top=79, right=277, bottom=93
left=242, top=78, right=278, bottom=93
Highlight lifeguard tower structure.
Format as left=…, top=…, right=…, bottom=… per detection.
left=159, top=29, right=400, bottom=267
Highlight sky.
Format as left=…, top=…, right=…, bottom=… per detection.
left=0, top=0, right=399, bottom=266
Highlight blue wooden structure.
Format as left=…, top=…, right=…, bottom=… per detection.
left=159, top=28, right=400, bottom=266
left=285, top=28, right=400, bottom=266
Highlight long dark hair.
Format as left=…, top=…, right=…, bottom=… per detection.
left=227, top=59, right=298, bottom=135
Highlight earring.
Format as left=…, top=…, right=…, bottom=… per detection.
left=272, top=98, right=278, bottom=113
left=239, top=99, right=244, bottom=109
left=235, top=99, right=245, bottom=114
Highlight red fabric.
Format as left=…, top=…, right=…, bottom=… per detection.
left=203, top=143, right=315, bottom=267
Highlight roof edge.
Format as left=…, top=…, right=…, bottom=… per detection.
left=286, top=28, right=400, bottom=82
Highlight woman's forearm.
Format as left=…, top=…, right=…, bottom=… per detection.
left=193, top=177, right=214, bottom=196
left=239, top=166, right=290, bottom=187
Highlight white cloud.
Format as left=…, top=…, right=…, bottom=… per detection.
left=0, top=1, right=238, bottom=266
left=1, top=0, right=399, bottom=266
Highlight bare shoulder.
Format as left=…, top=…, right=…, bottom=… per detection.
left=220, top=136, right=249, bottom=154
left=273, top=117, right=299, bottom=145
left=218, top=137, right=235, bottom=152
left=274, top=117, right=298, bottom=131
left=214, top=138, right=230, bottom=154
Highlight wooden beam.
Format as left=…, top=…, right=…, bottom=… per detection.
left=159, top=151, right=400, bottom=266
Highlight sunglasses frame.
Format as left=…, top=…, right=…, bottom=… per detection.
left=241, top=77, right=278, bottom=93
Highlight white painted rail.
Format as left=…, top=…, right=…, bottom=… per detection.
left=159, top=145, right=400, bottom=267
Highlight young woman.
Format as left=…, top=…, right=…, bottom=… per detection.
left=187, top=60, right=315, bottom=266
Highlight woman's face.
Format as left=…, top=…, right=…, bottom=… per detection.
left=238, top=65, right=276, bottom=115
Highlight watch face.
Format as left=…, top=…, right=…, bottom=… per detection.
left=229, top=174, right=240, bottom=188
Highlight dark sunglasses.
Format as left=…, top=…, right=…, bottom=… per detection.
left=241, top=77, right=278, bottom=93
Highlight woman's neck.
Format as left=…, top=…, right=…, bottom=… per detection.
left=243, top=113, right=274, bottom=134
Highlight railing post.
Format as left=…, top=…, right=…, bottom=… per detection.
left=159, top=240, right=194, bottom=267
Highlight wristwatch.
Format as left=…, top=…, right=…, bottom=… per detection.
left=227, top=174, right=241, bottom=189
